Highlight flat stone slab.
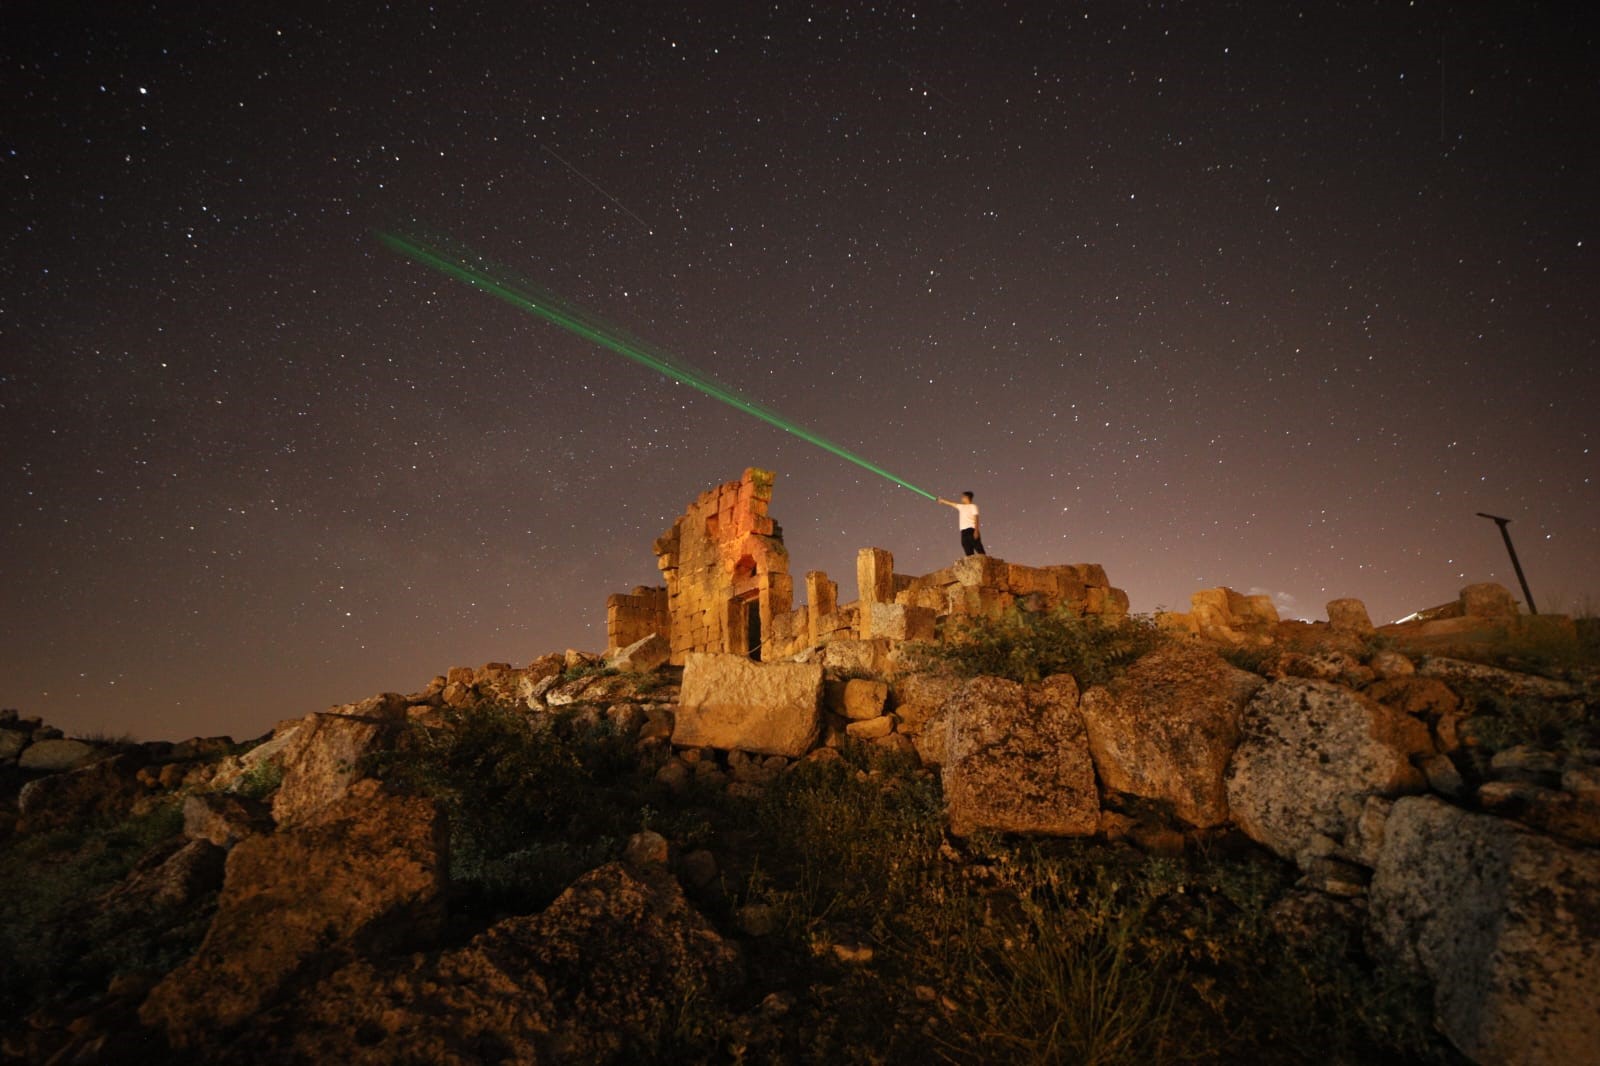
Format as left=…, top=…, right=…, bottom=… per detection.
left=675, top=653, right=822, bottom=757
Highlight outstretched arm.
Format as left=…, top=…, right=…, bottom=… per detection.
left=936, top=497, right=957, bottom=508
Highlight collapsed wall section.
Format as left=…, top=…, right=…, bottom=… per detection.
left=650, top=468, right=794, bottom=664
left=606, top=586, right=669, bottom=652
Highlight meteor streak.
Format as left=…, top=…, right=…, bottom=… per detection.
left=379, top=232, right=937, bottom=500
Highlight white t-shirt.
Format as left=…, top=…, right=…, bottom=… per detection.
left=955, top=502, right=980, bottom=530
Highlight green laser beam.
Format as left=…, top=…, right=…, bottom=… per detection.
left=379, top=232, right=937, bottom=500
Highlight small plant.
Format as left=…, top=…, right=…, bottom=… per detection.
left=366, top=700, right=650, bottom=911
left=232, top=757, right=285, bottom=800
left=1218, top=644, right=1275, bottom=675
left=621, top=670, right=670, bottom=696
left=559, top=660, right=619, bottom=683
left=1458, top=686, right=1597, bottom=754
left=960, top=911, right=1179, bottom=1066
left=745, top=753, right=945, bottom=937
left=911, top=606, right=1168, bottom=686
left=0, top=799, right=196, bottom=1021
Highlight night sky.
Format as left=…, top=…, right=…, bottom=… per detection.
left=4, top=2, right=1596, bottom=742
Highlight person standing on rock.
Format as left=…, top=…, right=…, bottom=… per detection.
left=936, top=491, right=987, bottom=557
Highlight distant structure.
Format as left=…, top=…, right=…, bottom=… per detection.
left=605, top=468, right=1129, bottom=662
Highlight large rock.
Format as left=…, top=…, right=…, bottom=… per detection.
left=841, top=678, right=889, bottom=720
left=1325, top=597, right=1376, bottom=634
left=17, top=737, right=100, bottom=771
left=1365, top=676, right=1463, bottom=750
left=17, top=753, right=143, bottom=832
left=245, top=862, right=742, bottom=1065
left=0, top=727, right=28, bottom=761
left=271, top=699, right=407, bottom=826
left=236, top=723, right=301, bottom=774
left=183, top=791, right=275, bottom=848
left=545, top=671, right=665, bottom=707
left=99, top=837, right=228, bottom=914
left=1460, top=581, right=1519, bottom=618
left=813, top=637, right=891, bottom=678
left=889, top=672, right=964, bottom=738
left=674, top=653, right=822, bottom=756
left=1368, top=796, right=1600, bottom=1065
left=1079, top=644, right=1263, bottom=828
left=140, top=779, right=447, bottom=1049
left=942, top=675, right=1099, bottom=837
left=604, top=632, right=670, bottom=673
left=1225, top=680, right=1427, bottom=862
left=1418, top=657, right=1575, bottom=702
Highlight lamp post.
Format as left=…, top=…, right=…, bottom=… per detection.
left=1476, top=513, right=1538, bottom=615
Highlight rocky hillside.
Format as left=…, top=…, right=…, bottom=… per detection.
left=2, top=597, right=1596, bottom=1065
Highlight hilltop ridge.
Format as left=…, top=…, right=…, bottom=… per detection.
left=2, top=470, right=1597, bottom=1064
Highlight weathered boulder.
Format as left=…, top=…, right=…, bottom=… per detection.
left=270, top=700, right=407, bottom=827
left=942, top=675, right=1098, bottom=837
left=469, top=662, right=531, bottom=705
left=1477, top=779, right=1600, bottom=847
left=1268, top=650, right=1373, bottom=687
left=889, top=672, right=964, bottom=738
left=99, top=837, right=228, bottom=914
left=545, top=671, right=666, bottom=708
left=1365, top=676, right=1462, bottom=751
left=1418, top=657, right=1575, bottom=702
left=1079, top=644, right=1263, bottom=828
left=17, top=754, right=143, bottom=832
left=17, top=737, right=100, bottom=771
left=140, top=779, right=447, bottom=1049
left=183, top=792, right=275, bottom=849
left=841, top=678, right=889, bottom=720
left=866, top=602, right=937, bottom=641
left=1369, top=649, right=1416, bottom=678
left=0, top=727, right=27, bottom=761
left=236, top=723, right=301, bottom=775
left=604, top=632, right=671, bottom=674
left=1460, top=581, right=1518, bottom=618
left=1326, top=597, right=1376, bottom=634
left=812, top=637, right=891, bottom=678
left=1225, top=680, right=1427, bottom=862
left=675, top=653, right=822, bottom=757
left=845, top=715, right=896, bottom=740
left=1368, top=796, right=1600, bottom=1065
left=623, top=828, right=670, bottom=866
left=247, top=862, right=742, bottom=1065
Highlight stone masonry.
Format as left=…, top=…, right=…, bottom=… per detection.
left=646, top=468, right=794, bottom=664
left=605, top=469, right=1130, bottom=663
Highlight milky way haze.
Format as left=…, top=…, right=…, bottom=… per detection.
left=3, top=2, right=1596, bottom=741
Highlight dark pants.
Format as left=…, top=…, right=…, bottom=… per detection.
left=961, top=528, right=986, bottom=556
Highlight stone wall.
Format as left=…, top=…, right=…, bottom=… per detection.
left=606, top=586, right=669, bottom=651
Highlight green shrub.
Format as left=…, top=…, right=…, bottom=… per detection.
left=368, top=701, right=649, bottom=911
left=0, top=799, right=195, bottom=1021
left=232, top=757, right=284, bottom=800
left=957, top=911, right=1178, bottom=1066
left=559, top=660, right=618, bottom=683
left=912, top=606, right=1168, bottom=686
left=748, top=753, right=945, bottom=933
left=1459, top=686, right=1598, bottom=754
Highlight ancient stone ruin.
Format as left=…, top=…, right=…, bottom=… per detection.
left=606, top=467, right=1129, bottom=663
